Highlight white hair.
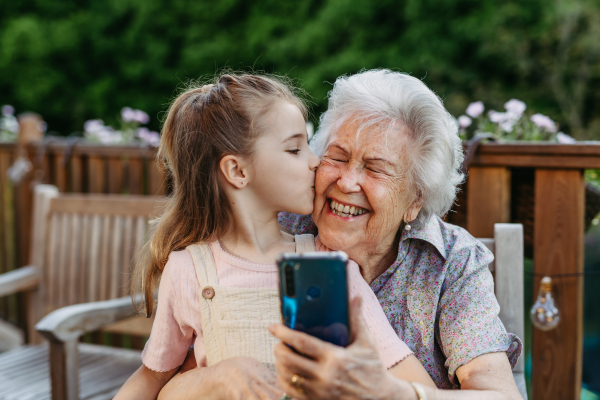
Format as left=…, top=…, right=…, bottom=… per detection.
left=310, top=69, right=464, bottom=225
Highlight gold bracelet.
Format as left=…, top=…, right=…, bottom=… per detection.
left=409, top=382, right=427, bottom=400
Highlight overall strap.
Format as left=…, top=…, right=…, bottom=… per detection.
left=295, top=234, right=315, bottom=253
left=187, top=242, right=219, bottom=287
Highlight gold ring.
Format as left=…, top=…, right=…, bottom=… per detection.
left=291, top=374, right=305, bottom=394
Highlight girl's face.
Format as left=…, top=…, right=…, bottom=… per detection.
left=247, top=101, right=320, bottom=215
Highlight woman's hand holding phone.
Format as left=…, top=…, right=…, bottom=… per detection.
left=269, top=296, right=409, bottom=400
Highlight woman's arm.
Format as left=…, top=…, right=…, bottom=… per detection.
left=270, top=297, right=523, bottom=400
left=114, top=365, right=178, bottom=400
left=157, top=356, right=284, bottom=400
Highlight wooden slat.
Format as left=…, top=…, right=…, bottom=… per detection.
left=56, top=213, right=70, bottom=308
left=493, top=224, right=524, bottom=373
left=0, top=151, right=16, bottom=273
left=120, top=216, right=134, bottom=297
left=87, top=215, right=102, bottom=302
left=532, top=169, right=584, bottom=400
left=49, top=194, right=162, bottom=217
left=127, top=157, right=144, bottom=195
left=107, top=157, right=124, bottom=194
left=88, top=156, right=105, bottom=194
left=103, top=315, right=154, bottom=336
left=45, top=213, right=60, bottom=314
left=110, top=216, right=124, bottom=299
left=67, top=215, right=81, bottom=305
left=466, top=167, right=511, bottom=237
left=98, top=215, right=111, bottom=301
left=69, top=155, right=83, bottom=193
left=52, top=153, right=67, bottom=192
left=471, top=154, right=600, bottom=169
left=78, top=215, right=90, bottom=304
left=27, top=141, right=159, bottom=158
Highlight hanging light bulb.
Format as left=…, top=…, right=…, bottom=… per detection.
left=530, top=276, right=560, bottom=331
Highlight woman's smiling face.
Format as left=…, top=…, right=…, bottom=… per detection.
left=312, top=118, right=422, bottom=260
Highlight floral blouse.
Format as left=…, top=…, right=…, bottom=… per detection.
left=278, top=213, right=522, bottom=389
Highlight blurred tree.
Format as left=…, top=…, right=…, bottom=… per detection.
left=0, top=0, right=598, bottom=139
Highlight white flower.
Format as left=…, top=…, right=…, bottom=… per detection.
left=530, top=114, right=557, bottom=133
left=466, top=101, right=484, bottom=118
left=84, top=119, right=105, bottom=134
left=504, top=99, right=526, bottom=117
left=121, top=107, right=136, bottom=123
left=556, top=132, right=576, bottom=144
left=488, top=110, right=506, bottom=123
left=458, top=115, right=472, bottom=128
left=500, top=120, right=515, bottom=132
left=2, top=105, right=14, bottom=116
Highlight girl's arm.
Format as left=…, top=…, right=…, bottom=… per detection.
left=114, top=365, right=178, bottom=400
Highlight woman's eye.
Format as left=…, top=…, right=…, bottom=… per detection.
left=287, top=149, right=300, bottom=155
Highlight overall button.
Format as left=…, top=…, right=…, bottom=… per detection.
left=202, top=286, right=215, bottom=299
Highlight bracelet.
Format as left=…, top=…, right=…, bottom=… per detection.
left=408, top=382, right=427, bottom=400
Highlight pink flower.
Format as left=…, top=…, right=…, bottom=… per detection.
left=458, top=115, right=472, bottom=128
left=121, top=107, right=136, bottom=122
left=488, top=110, right=506, bottom=123
left=530, top=114, right=557, bottom=133
left=134, top=110, right=150, bottom=125
left=504, top=99, right=526, bottom=117
left=466, top=101, right=484, bottom=118
left=2, top=105, right=14, bottom=116
left=137, top=127, right=160, bottom=146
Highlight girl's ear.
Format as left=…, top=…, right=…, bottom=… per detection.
left=219, top=155, right=248, bottom=189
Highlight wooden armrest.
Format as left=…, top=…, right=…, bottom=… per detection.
left=0, top=266, right=40, bottom=297
left=36, top=295, right=140, bottom=343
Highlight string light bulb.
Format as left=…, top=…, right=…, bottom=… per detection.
left=530, top=276, right=560, bottom=331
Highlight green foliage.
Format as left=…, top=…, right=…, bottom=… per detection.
left=0, top=0, right=599, bottom=138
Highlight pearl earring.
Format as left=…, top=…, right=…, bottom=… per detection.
left=242, top=181, right=245, bottom=185
left=405, top=223, right=411, bottom=231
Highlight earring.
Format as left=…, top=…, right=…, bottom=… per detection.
left=405, top=222, right=411, bottom=231
left=242, top=181, right=245, bottom=185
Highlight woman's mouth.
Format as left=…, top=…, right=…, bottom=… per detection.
left=328, top=199, right=368, bottom=218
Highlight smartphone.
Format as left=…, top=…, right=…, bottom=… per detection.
left=276, top=251, right=351, bottom=347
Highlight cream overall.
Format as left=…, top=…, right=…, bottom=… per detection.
left=187, top=234, right=315, bottom=372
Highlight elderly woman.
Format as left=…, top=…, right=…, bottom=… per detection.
left=158, top=70, right=522, bottom=400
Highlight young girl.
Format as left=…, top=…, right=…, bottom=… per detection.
left=116, top=73, right=434, bottom=399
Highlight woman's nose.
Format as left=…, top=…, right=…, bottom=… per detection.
left=337, top=166, right=361, bottom=193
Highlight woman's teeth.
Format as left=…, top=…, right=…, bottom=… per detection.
left=330, top=199, right=367, bottom=218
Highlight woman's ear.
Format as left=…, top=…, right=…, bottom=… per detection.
left=404, top=195, right=423, bottom=223
left=219, top=155, right=248, bottom=189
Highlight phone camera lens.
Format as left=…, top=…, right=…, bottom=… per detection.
left=284, top=264, right=295, bottom=297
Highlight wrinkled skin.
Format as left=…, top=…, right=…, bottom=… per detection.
left=157, top=356, right=283, bottom=400
left=312, top=119, right=422, bottom=283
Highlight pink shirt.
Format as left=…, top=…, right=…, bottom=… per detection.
left=142, top=239, right=413, bottom=372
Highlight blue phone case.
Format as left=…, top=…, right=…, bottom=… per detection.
left=276, top=251, right=351, bottom=347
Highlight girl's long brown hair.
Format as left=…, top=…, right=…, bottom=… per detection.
left=131, top=73, right=307, bottom=316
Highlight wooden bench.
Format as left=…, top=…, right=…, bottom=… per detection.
left=479, top=224, right=527, bottom=399
left=0, top=184, right=163, bottom=400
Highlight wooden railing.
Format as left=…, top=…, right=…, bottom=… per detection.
left=2, top=135, right=600, bottom=397
left=0, top=140, right=164, bottom=335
